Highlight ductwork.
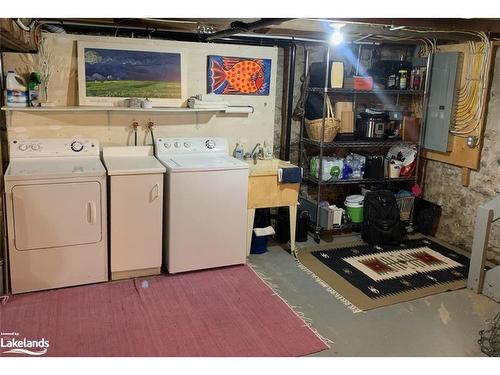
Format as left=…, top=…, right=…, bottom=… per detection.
left=204, top=18, right=292, bottom=41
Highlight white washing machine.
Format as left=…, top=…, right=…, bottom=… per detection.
left=155, top=137, right=249, bottom=273
left=4, top=138, right=108, bottom=294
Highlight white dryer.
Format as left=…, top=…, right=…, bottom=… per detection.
left=4, top=138, right=108, bottom=294
left=155, top=137, right=249, bottom=273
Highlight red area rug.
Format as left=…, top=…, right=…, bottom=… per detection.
left=0, top=265, right=328, bottom=357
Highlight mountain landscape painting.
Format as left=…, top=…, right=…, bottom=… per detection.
left=83, top=48, right=182, bottom=99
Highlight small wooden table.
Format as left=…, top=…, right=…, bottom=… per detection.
left=246, top=160, right=300, bottom=256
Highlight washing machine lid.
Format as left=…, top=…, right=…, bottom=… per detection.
left=158, top=154, right=249, bottom=173
left=4, top=157, right=106, bottom=181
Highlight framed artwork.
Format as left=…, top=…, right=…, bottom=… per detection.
left=77, top=42, right=187, bottom=107
left=207, top=55, right=271, bottom=96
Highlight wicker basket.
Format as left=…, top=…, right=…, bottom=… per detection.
left=305, top=96, right=340, bottom=142
left=396, top=196, right=415, bottom=221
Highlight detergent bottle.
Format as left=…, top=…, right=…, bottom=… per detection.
left=28, top=72, right=42, bottom=107
left=5, top=71, right=28, bottom=107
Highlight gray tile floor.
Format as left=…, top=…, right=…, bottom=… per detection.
left=248, top=236, right=500, bottom=357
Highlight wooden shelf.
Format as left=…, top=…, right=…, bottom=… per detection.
left=308, top=88, right=424, bottom=95
left=1, top=106, right=252, bottom=114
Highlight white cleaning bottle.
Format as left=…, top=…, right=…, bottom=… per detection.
left=233, top=142, right=244, bottom=160
left=263, top=141, right=273, bottom=160
left=5, top=71, right=28, bottom=107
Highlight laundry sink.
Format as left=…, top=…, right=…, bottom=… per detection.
left=246, top=158, right=294, bottom=177
left=245, top=158, right=301, bottom=256
left=246, top=159, right=300, bottom=209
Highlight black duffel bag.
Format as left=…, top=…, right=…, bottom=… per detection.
left=361, top=190, right=405, bottom=245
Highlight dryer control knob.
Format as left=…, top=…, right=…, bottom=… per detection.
left=164, top=142, right=171, bottom=149
left=18, top=144, right=28, bottom=151
left=184, top=142, right=191, bottom=148
left=205, top=139, right=215, bottom=149
left=174, top=141, right=181, bottom=148
left=30, top=144, right=41, bottom=151
left=71, top=141, right=84, bottom=152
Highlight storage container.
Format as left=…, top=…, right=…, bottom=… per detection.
left=299, top=197, right=336, bottom=230
left=396, top=195, right=415, bottom=221
left=344, top=195, right=364, bottom=223
left=353, top=76, right=374, bottom=91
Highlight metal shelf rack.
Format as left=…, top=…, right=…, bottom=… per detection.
left=304, top=175, right=417, bottom=186
left=308, top=88, right=424, bottom=95
left=301, top=137, right=419, bottom=148
left=297, top=44, right=432, bottom=243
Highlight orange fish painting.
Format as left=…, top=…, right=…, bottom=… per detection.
left=207, top=56, right=271, bottom=95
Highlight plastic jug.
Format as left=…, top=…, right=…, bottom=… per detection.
left=5, top=71, right=28, bottom=107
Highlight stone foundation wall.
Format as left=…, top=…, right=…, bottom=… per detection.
left=423, top=48, right=500, bottom=263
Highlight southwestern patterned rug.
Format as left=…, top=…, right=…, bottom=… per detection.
left=297, top=237, right=470, bottom=311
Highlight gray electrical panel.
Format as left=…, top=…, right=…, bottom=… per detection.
left=423, top=52, right=461, bottom=152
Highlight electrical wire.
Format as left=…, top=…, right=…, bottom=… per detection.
left=382, top=28, right=490, bottom=139
left=14, top=18, right=36, bottom=32
left=448, top=34, right=490, bottom=138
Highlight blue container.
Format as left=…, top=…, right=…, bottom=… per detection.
left=250, top=208, right=271, bottom=254
left=250, top=233, right=269, bottom=254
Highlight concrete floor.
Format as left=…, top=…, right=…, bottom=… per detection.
left=248, top=236, right=500, bottom=357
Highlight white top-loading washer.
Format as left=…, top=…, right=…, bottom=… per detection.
left=4, top=138, right=108, bottom=294
left=155, top=137, right=249, bottom=273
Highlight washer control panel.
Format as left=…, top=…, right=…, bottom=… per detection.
left=156, top=137, right=228, bottom=155
left=10, top=138, right=99, bottom=158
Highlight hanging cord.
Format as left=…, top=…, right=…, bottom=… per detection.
left=293, top=70, right=310, bottom=121
left=147, top=120, right=156, bottom=154
left=132, top=121, right=139, bottom=146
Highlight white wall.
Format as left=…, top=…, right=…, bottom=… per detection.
left=2, top=33, right=278, bottom=154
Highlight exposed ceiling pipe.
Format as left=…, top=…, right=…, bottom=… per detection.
left=204, top=18, right=292, bottom=41
left=353, top=33, right=374, bottom=43
left=42, top=24, right=66, bottom=33
left=227, top=33, right=326, bottom=44
left=141, top=18, right=199, bottom=25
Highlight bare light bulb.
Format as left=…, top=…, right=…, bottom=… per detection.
left=330, top=29, right=343, bottom=45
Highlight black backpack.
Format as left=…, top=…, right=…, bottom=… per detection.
left=361, top=190, right=405, bottom=245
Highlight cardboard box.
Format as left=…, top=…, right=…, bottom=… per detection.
left=334, top=101, right=353, bottom=117
left=340, top=111, right=354, bottom=133
left=402, top=116, right=421, bottom=142
left=330, top=62, right=344, bottom=88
